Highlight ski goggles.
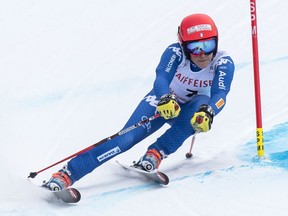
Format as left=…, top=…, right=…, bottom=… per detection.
left=185, top=38, right=217, bottom=56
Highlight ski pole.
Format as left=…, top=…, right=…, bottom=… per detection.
left=28, top=113, right=161, bottom=178
left=185, top=133, right=197, bottom=159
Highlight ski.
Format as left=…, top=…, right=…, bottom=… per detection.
left=116, top=160, right=169, bottom=185
left=28, top=178, right=82, bottom=204
left=52, top=187, right=81, bottom=203
left=39, top=186, right=81, bottom=204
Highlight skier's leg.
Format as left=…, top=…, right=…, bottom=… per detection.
left=151, top=95, right=210, bottom=154
left=137, top=95, right=210, bottom=171
left=65, top=91, right=166, bottom=183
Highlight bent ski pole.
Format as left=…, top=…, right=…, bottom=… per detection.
left=28, top=113, right=161, bottom=178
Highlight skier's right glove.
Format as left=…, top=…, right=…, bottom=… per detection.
left=157, top=94, right=181, bottom=120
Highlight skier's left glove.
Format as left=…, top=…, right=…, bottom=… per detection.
left=190, top=104, right=215, bottom=133
left=157, top=94, right=181, bottom=120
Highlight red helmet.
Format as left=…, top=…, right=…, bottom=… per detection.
left=178, top=14, right=218, bottom=57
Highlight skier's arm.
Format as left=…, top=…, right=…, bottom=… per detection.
left=190, top=56, right=234, bottom=133
left=208, top=56, right=235, bottom=116
left=153, top=44, right=183, bottom=99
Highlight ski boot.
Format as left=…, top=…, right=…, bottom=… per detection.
left=42, top=165, right=72, bottom=191
left=133, top=149, right=162, bottom=172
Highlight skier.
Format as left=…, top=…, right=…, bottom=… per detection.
left=44, top=13, right=235, bottom=191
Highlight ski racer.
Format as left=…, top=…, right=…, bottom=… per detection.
left=44, top=13, right=235, bottom=191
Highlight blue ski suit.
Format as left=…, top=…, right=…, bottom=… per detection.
left=67, top=42, right=235, bottom=183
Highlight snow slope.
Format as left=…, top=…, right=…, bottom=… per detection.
left=1, top=0, right=288, bottom=215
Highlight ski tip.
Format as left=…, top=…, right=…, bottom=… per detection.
left=54, top=188, right=81, bottom=203
left=158, top=172, right=169, bottom=185
left=68, top=188, right=81, bottom=203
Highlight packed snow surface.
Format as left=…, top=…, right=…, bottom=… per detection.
left=1, top=0, right=288, bottom=215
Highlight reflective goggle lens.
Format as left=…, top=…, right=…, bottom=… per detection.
left=186, top=38, right=216, bottom=56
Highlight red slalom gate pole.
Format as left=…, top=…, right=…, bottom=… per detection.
left=250, top=0, right=265, bottom=157
left=28, top=113, right=161, bottom=178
